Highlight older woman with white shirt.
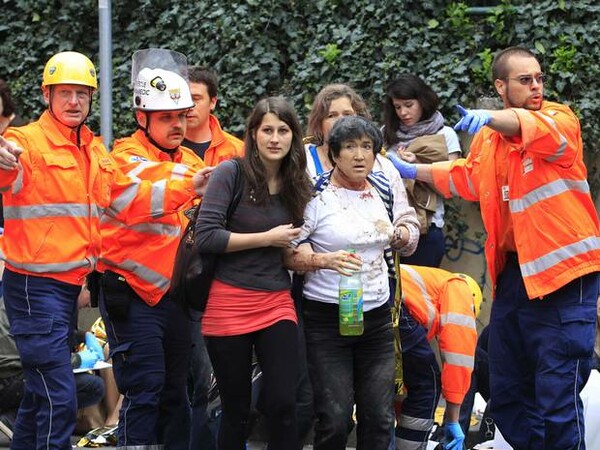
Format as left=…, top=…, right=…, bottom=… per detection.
left=285, top=116, right=419, bottom=450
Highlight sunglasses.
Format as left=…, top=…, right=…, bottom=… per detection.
left=503, top=74, right=547, bottom=86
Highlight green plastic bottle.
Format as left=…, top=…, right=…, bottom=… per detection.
left=339, top=250, right=364, bottom=336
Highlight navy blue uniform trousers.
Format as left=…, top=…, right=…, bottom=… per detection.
left=489, top=254, right=599, bottom=450
left=394, top=304, right=441, bottom=450
left=3, top=269, right=80, bottom=450
left=100, top=282, right=192, bottom=449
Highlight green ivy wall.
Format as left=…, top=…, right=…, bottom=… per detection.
left=1, top=0, right=598, bottom=178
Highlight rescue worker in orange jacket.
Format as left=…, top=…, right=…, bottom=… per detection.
left=387, top=46, right=600, bottom=450
left=182, top=65, right=244, bottom=165
left=181, top=65, right=244, bottom=450
left=395, top=264, right=480, bottom=450
left=96, top=49, right=207, bottom=450
left=0, top=51, right=211, bottom=450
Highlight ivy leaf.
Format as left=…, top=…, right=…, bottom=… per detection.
left=534, top=41, right=546, bottom=54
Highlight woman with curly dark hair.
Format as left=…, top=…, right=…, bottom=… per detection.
left=194, top=96, right=312, bottom=450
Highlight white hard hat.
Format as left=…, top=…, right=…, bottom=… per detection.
left=131, top=49, right=193, bottom=111
left=133, top=68, right=193, bottom=111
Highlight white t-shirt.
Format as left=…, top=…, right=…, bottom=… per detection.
left=294, top=183, right=397, bottom=310
left=433, top=126, right=461, bottom=228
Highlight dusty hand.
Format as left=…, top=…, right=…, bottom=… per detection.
left=324, top=250, right=362, bottom=276
left=266, top=224, right=302, bottom=248
left=0, top=135, right=23, bottom=170
left=77, top=286, right=91, bottom=309
left=192, top=166, right=215, bottom=196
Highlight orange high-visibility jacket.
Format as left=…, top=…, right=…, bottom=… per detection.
left=431, top=102, right=600, bottom=299
left=98, top=130, right=205, bottom=306
left=202, top=115, right=244, bottom=166
left=400, top=264, right=477, bottom=405
left=0, top=112, right=197, bottom=286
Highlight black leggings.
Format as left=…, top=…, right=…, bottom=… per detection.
left=206, top=320, right=298, bottom=450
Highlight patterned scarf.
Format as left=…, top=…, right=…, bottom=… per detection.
left=391, top=110, right=446, bottom=149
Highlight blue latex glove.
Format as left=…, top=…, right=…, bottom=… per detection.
left=387, top=152, right=417, bottom=179
left=78, top=348, right=101, bottom=369
left=85, top=332, right=105, bottom=360
left=454, top=104, right=492, bottom=134
left=444, top=422, right=465, bottom=450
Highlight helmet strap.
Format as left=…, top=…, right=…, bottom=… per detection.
left=139, top=112, right=179, bottom=154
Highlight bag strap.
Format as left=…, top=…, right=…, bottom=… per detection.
left=225, top=159, right=243, bottom=224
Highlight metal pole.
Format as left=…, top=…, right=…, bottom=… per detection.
left=98, top=0, right=112, bottom=150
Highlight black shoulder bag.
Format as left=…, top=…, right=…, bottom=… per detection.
left=171, top=160, right=243, bottom=312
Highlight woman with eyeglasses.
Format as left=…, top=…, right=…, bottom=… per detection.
left=382, top=74, right=462, bottom=268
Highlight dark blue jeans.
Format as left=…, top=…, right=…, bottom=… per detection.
left=399, top=224, right=445, bottom=268
left=489, top=255, right=599, bottom=450
left=303, top=300, right=395, bottom=450
left=3, top=269, right=79, bottom=450
left=75, top=372, right=105, bottom=409
left=100, top=283, right=192, bottom=449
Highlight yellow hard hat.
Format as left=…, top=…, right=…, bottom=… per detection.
left=455, top=273, right=483, bottom=317
left=42, top=51, right=97, bottom=89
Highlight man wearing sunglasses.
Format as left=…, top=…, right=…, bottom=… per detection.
left=387, top=46, right=599, bottom=450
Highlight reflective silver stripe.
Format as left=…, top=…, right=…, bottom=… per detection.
left=101, top=257, right=170, bottom=291
left=401, top=265, right=436, bottom=330
left=442, top=351, right=474, bottom=369
left=127, top=160, right=159, bottom=179
left=4, top=257, right=93, bottom=273
left=109, top=184, right=141, bottom=216
left=509, top=178, right=590, bottom=214
left=100, top=215, right=181, bottom=237
left=3, top=203, right=99, bottom=219
left=398, top=414, right=434, bottom=431
left=535, top=112, right=567, bottom=162
left=441, top=312, right=476, bottom=329
left=448, top=177, right=459, bottom=197
left=394, top=437, right=427, bottom=450
left=13, top=166, right=24, bottom=194
left=520, top=236, right=600, bottom=278
left=465, top=176, right=477, bottom=198
left=151, top=180, right=167, bottom=218
left=448, top=173, right=476, bottom=198
left=171, top=163, right=188, bottom=180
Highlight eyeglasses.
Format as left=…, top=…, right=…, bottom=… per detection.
left=504, top=74, right=547, bottom=86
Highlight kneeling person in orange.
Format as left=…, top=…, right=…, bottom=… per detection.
left=395, top=264, right=480, bottom=450
left=97, top=49, right=207, bottom=449
left=0, top=51, right=209, bottom=450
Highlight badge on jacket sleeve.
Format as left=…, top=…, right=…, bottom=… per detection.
left=501, top=185, right=510, bottom=202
